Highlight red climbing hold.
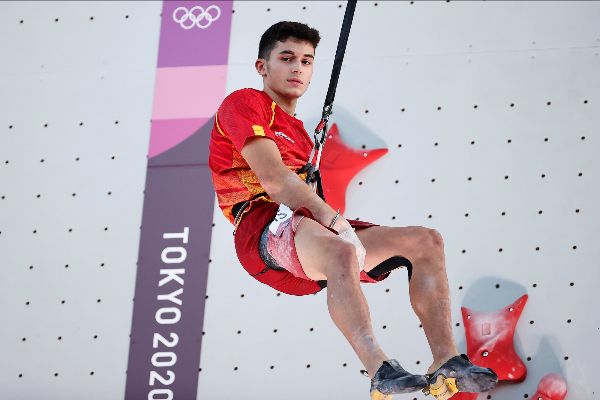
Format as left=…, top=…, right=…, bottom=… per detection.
left=448, top=392, right=478, bottom=400
left=461, top=294, right=528, bottom=383
left=319, top=123, right=388, bottom=214
left=532, top=373, right=567, bottom=400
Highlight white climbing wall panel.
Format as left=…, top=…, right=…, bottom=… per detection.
left=202, top=1, right=600, bottom=400
left=0, top=1, right=162, bottom=399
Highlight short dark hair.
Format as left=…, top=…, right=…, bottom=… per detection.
left=258, top=21, right=321, bottom=60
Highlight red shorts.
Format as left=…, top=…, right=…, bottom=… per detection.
left=234, top=200, right=392, bottom=296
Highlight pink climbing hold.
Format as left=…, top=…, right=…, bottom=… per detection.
left=532, top=373, right=568, bottom=400
left=461, top=294, right=528, bottom=383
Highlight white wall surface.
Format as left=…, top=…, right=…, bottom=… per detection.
left=0, top=1, right=161, bottom=399
left=203, top=2, right=600, bottom=400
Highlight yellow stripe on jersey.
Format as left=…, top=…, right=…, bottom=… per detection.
left=215, top=112, right=225, bottom=137
left=252, top=125, right=265, bottom=136
left=269, top=101, right=276, bottom=127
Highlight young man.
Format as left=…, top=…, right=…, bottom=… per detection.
left=209, top=21, right=498, bottom=400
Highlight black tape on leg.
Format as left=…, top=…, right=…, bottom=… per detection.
left=366, top=256, right=413, bottom=282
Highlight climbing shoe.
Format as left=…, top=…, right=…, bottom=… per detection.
left=423, top=354, right=498, bottom=400
left=369, top=359, right=429, bottom=400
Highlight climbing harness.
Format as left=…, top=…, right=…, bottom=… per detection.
left=299, top=0, right=358, bottom=200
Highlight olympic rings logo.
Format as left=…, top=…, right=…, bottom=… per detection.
left=172, top=5, right=221, bottom=30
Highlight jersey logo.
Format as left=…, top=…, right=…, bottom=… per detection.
left=275, top=131, right=295, bottom=143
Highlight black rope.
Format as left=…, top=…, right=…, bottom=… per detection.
left=301, top=0, right=358, bottom=200
left=323, top=0, right=357, bottom=112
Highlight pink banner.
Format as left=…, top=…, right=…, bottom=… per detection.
left=125, top=2, right=232, bottom=399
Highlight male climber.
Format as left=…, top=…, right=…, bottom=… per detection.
left=208, top=21, right=498, bottom=400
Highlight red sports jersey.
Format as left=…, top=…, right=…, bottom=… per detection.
left=209, top=88, right=313, bottom=224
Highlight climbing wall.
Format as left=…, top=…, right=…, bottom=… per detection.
left=1, top=1, right=598, bottom=400
left=201, top=1, right=600, bottom=400
left=0, top=1, right=163, bottom=399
